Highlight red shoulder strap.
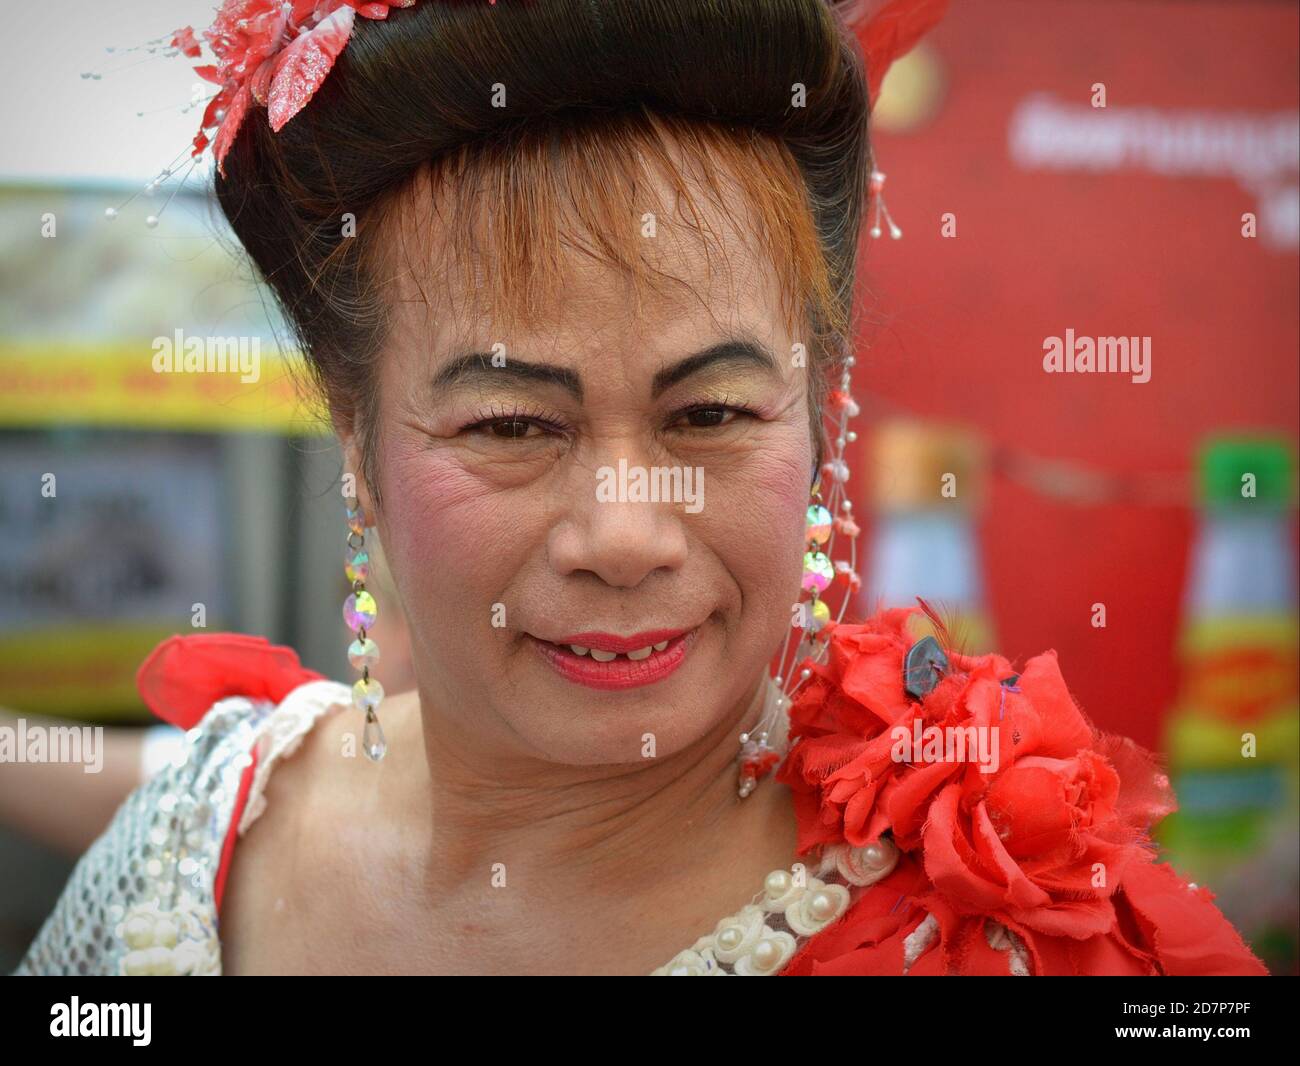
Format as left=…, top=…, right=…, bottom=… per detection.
left=215, top=744, right=259, bottom=917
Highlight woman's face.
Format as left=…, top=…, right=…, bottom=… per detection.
left=349, top=165, right=814, bottom=768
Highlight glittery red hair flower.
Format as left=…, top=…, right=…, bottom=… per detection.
left=171, top=0, right=942, bottom=179
left=176, top=0, right=424, bottom=176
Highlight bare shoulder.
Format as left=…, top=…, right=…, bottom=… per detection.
left=218, top=690, right=353, bottom=973
left=218, top=688, right=422, bottom=974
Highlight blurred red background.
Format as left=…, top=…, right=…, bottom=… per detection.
left=850, top=0, right=1298, bottom=751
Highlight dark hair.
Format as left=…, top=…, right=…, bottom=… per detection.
left=214, top=0, right=873, bottom=505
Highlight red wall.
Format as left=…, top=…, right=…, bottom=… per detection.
left=850, top=0, right=1299, bottom=749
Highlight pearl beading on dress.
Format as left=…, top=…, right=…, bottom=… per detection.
left=650, top=838, right=901, bottom=976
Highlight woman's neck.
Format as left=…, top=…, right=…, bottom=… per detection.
left=382, top=673, right=801, bottom=970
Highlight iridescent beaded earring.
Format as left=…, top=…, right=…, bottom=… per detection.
left=736, top=357, right=863, bottom=799
left=343, top=494, right=387, bottom=761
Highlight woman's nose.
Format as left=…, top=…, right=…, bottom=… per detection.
left=547, top=466, right=692, bottom=589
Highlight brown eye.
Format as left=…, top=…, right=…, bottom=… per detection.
left=490, top=419, right=533, bottom=438
left=683, top=407, right=731, bottom=428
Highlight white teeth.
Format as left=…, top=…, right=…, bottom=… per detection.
left=555, top=638, right=675, bottom=659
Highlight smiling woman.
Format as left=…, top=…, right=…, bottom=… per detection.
left=14, top=0, right=1269, bottom=979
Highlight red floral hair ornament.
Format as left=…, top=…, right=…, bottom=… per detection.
left=774, top=604, right=1269, bottom=975
left=840, top=0, right=949, bottom=107
left=172, top=0, right=453, bottom=177
left=95, top=1, right=946, bottom=224
left=171, top=0, right=945, bottom=179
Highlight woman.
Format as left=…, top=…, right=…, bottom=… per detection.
left=16, top=0, right=1268, bottom=976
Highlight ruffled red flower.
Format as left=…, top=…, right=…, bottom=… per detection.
left=777, top=605, right=1269, bottom=975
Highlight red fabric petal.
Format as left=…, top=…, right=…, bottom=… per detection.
left=135, top=632, right=325, bottom=729
left=954, top=918, right=1019, bottom=975
left=1002, top=919, right=1071, bottom=975
left=969, top=800, right=1053, bottom=909
left=171, top=27, right=203, bottom=59
left=250, top=56, right=276, bottom=106
left=920, top=784, right=1010, bottom=912
left=805, top=936, right=906, bottom=975
left=844, top=0, right=951, bottom=105
left=885, top=755, right=958, bottom=848
left=1016, top=650, right=1095, bottom=757
left=349, top=1, right=395, bottom=17
left=267, top=4, right=356, bottom=132
left=984, top=763, right=1082, bottom=858
left=1067, top=928, right=1157, bottom=976
left=199, top=87, right=231, bottom=132
left=212, top=81, right=252, bottom=178
left=842, top=777, right=882, bottom=845
left=1101, top=732, right=1179, bottom=833
left=1120, top=859, right=1270, bottom=975
left=838, top=638, right=912, bottom=726
left=1005, top=894, right=1116, bottom=939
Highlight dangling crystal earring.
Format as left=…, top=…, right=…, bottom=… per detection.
left=342, top=493, right=387, bottom=761
left=736, top=360, right=864, bottom=798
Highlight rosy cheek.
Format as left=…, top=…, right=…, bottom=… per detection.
left=726, top=437, right=811, bottom=527
left=375, top=441, right=522, bottom=607
left=681, top=444, right=807, bottom=597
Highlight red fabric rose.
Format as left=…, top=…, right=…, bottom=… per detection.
left=777, top=605, right=1269, bottom=976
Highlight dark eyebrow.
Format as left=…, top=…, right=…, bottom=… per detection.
left=651, top=338, right=781, bottom=399
left=431, top=337, right=780, bottom=402
left=431, top=351, right=583, bottom=400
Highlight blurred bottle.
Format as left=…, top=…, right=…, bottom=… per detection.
left=862, top=419, right=995, bottom=653
left=1159, top=436, right=1300, bottom=975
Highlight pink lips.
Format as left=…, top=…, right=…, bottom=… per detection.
left=529, top=628, right=696, bottom=690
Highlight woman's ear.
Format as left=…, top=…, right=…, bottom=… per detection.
left=333, top=411, right=376, bottom=526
